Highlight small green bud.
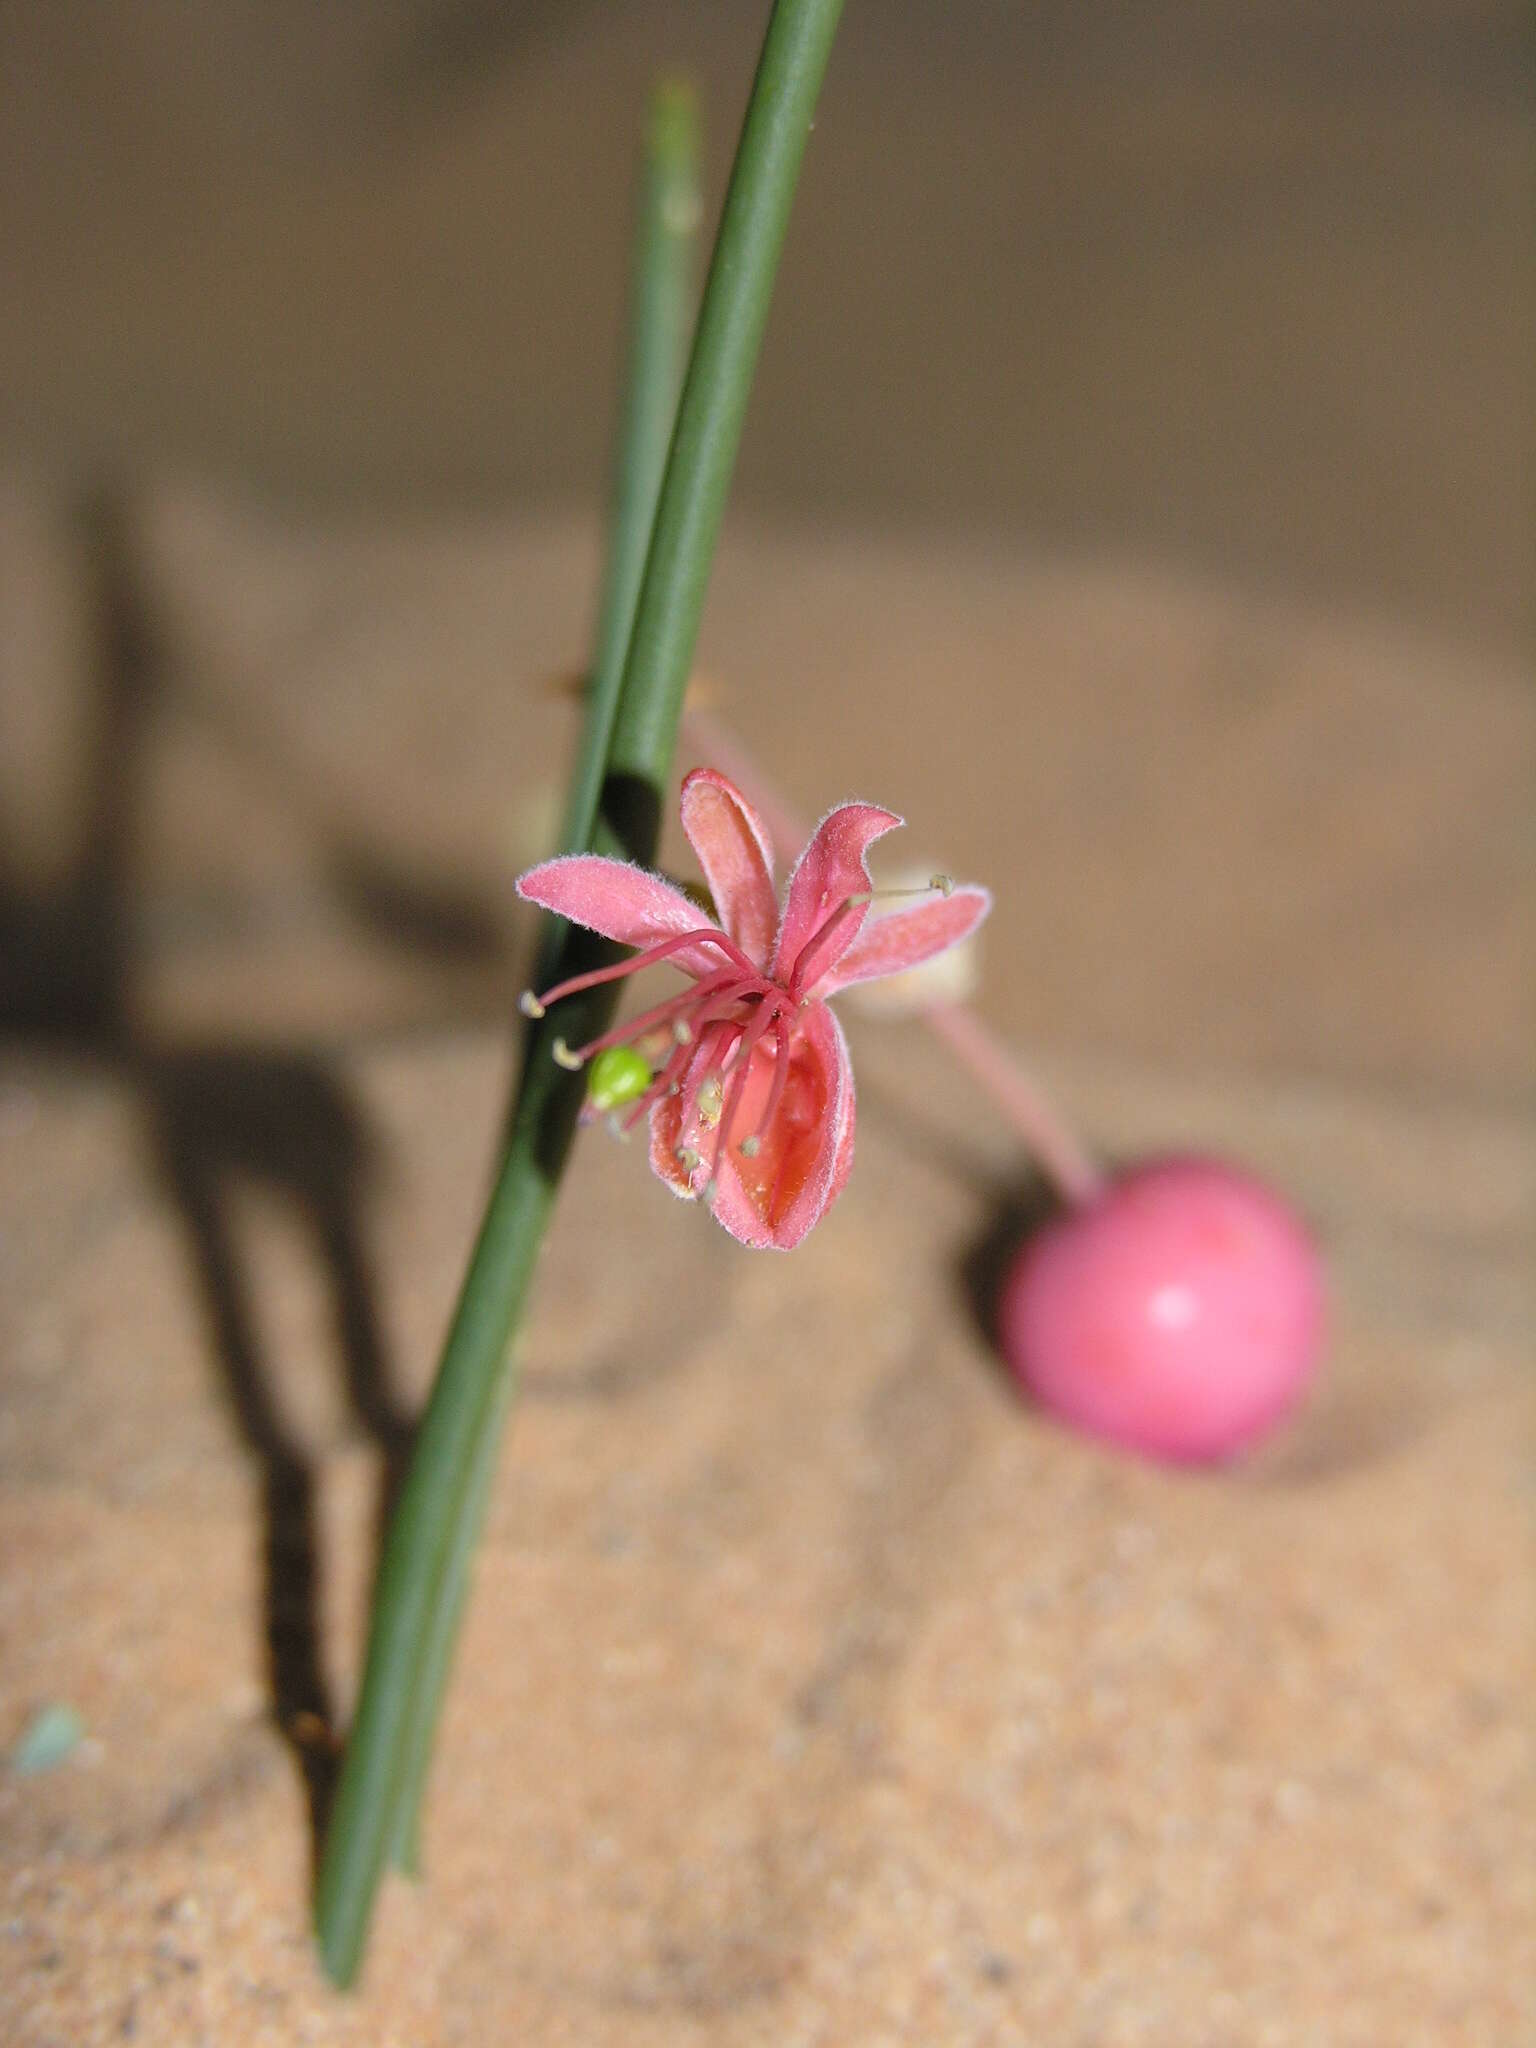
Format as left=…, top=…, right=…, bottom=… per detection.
left=586, top=1045, right=653, bottom=1113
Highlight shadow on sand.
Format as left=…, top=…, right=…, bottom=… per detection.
left=0, top=489, right=508, bottom=1862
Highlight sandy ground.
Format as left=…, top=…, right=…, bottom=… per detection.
left=0, top=491, right=1532, bottom=2044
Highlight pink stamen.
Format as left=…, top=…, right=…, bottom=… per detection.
left=710, top=995, right=781, bottom=1179
left=684, top=984, right=768, bottom=1064
left=564, top=967, right=741, bottom=1065
left=620, top=1029, right=694, bottom=1133
left=532, top=924, right=761, bottom=1011
left=619, top=984, right=763, bottom=1140
left=787, top=893, right=869, bottom=1002
left=741, top=1003, right=796, bottom=1154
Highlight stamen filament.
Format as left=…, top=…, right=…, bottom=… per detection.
left=787, top=877, right=956, bottom=1001
left=740, top=1004, right=795, bottom=1155
left=621, top=1030, right=695, bottom=1132
left=710, top=996, right=779, bottom=1178
left=619, top=988, right=752, bottom=1138
left=561, top=968, right=741, bottom=1067
left=787, top=896, right=865, bottom=1001
left=531, top=924, right=761, bottom=1012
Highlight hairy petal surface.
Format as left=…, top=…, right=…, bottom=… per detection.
left=517, top=855, right=736, bottom=981
left=771, top=801, right=902, bottom=986
left=816, top=884, right=993, bottom=996
left=678, top=768, right=779, bottom=967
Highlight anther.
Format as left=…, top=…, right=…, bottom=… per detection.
left=519, top=991, right=546, bottom=1019
left=697, top=1075, right=724, bottom=1127
left=674, top=1144, right=702, bottom=1172
left=739, top=1134, right=761, bottom=1157
left=552, top=1037, right=585, bottom=1070
left=930, top=873, right=954, bottom=897
left=673, top=1019, right=693, bottom=1045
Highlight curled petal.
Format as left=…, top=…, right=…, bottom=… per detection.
left=679, top=768, right=779, bottom=967
left=651, top=1000, right=855, bottom=1249
left=517, top=855, right=734, bottom=980
left=770, top=801, right=902, bottom=987
left=816, top=885, right=993, bottom=997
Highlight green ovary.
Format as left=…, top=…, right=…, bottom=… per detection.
left=587, top=1044, right=654, bottom=1113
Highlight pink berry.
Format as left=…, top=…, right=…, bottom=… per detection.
left=998, top=1157, right=1324, bottom=1463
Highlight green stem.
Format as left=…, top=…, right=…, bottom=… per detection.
left=314, top=0, right=846, bottom=1990
left=605, top=0, right=846, bottom=800
left=388, top=79, right=701, bottom=1882
left=379, top=1339, right=502, bottom=1882
left=554, top=77, right=704, bottom=881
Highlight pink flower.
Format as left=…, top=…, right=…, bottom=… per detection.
left=516, top=768, right=991, bottom=1249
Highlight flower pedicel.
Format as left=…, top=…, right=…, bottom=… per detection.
left=516, top=767, right=991, bottom=1249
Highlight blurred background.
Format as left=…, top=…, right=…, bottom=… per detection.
left=2, top=0, right=1529, bottom=646
left=1, top=0, right=1530, bottom=1096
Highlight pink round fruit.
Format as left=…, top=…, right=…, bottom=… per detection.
left=999, top=1157, right=1325, bottom=1463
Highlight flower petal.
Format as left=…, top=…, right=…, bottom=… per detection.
left=679, top=768, right=779, bottom=967
left=517, top=855, right=737, bottom=981
left=770, top=801, right=902, bottom=987
left=816, top=885, right=993, bottom=997
left=687, top=1000, right=856, bottom=1249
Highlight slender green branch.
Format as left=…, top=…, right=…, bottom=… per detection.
left=379, top=1329, right=503, bottom=1881
left=556, top=77, right=703, bottom=877
left=317, top=82, right=697, bottom=1966
left=605, top=0, right=846, bottom=802
left=388, top=79, right=701, bottom=1881
left=314, top=0, right=846, bottom=1988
